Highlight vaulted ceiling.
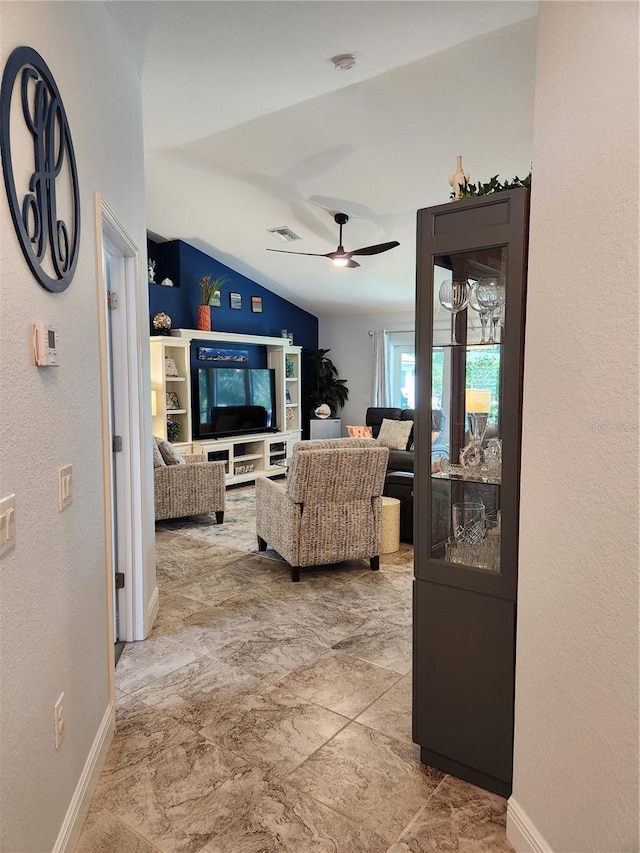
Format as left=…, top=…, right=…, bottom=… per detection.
left=107, top=1, right=538, bottom=316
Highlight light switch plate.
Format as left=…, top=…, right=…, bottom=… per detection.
left=0, top=494, right=16, bottom=556
left=58, top=465, right=72, bottom=511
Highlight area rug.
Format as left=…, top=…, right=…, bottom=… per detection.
left=155, top=483, right=266, bottom=555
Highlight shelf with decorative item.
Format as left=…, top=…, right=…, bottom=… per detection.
left=150, top=337, right=192, bottom=443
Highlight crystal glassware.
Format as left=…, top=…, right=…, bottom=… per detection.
left=468, top=282, right=491, bottom=344
left=475, top=275, right=505, bottom=344
left=467, top=412, right=488, bottom=445
left=452, top=501, right=486, bottom=545
left=438, top=279, right=469, bottom=345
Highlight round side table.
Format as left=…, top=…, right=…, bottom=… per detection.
left=380, top=496, right=401, bottom=554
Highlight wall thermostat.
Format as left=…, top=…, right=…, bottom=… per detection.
left=33, top=323, right=59, bottom=366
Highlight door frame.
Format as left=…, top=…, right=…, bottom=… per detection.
left=94, top=193, right=150, bottom=694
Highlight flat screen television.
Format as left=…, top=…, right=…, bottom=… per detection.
left=195, top=367, right=277, bottom=439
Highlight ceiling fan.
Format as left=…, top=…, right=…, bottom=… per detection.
left=267, top=213, right=400, bottom=268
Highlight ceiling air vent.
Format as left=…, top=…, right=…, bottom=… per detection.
left=267, top=226, right=300, bottom=243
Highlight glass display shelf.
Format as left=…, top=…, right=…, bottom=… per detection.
left=432, top=468, right=502, bottom=486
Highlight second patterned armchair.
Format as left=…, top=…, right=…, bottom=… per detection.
left=255, top=438, right=389, bottom=581
left=154, top=453, right=226, bottom=523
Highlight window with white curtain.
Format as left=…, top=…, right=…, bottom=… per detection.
left=386, top=331, right=415, bottom=409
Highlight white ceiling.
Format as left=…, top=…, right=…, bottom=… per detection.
left=107, top=1, right=538, bottom=317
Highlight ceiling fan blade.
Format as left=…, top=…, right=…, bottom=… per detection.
left=350, top=241, right=400, bottom=256
left=345, top=259, right=360, bottom=268
left=266, top=249, right=331, bottom=257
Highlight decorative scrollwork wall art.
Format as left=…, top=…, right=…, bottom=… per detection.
left=0, top=46, right=80, bottom=292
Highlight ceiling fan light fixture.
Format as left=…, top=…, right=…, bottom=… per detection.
left=332, top=256, right=349, bottom=267
left=331, top=54, right=356, bottom=71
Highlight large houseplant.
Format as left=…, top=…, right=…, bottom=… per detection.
left=302, top=348, right=349, bottom=417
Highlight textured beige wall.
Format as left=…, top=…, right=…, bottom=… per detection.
left=512, top=3, right=639, bottom=851
left=0, top=4, right=149, bottom=850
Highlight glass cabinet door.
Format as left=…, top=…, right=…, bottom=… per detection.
left=429, top=246, right=507, bottom=574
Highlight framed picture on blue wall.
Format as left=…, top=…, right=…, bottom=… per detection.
left=251, top=296, right=262, bottom=313
left=229, top=292, right=242, bottom=310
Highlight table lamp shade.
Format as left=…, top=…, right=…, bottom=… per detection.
left=466, top=389, right=491, bottom=413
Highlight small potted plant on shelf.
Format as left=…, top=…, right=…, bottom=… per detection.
left=166, top=420, right=180, bottom=442
left=197, top=274, right=228, bottom=331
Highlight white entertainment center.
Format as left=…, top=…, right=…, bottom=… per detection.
left=150, top=330, right=302, bottom=486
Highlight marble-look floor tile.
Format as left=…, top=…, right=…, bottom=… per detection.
left=387, top=774, right=514, bottom=853
left=200, top=779, right=389, bottom=853
left=227, top=550, right=294, bottom=580
left=276, top=649, right=401, bottom=718
left=284, top=600, right=367, bottom=647
left=355, top=568, right=414, bottom=595
left=102, top=695, right=196, bottom=783
left=356, top=672, right=413, bottom=745
left=115, top=635, right=203, bottom=695
left=261, top=565, right=371, bottom=600
left=150, top=591, right=215, bottom=637
left=214, top=629, right=330, bottom=683
left=318, top=582, right=412, bottom=627
left=92, top=736, right=271, bottom=853
left=200, top=685, right=349, bottom=776
left=76, top=809, right=161, bottom=852
left=332, top=621, right=412, bottom=674
left=287, top=722, right=444, bottom=844
left=130, top=656, right=261, bottom=732
left=155, top=538, right=242, bottom=587
left=172, top=560, right=270, bottom=606
left=379, top=543, right=415, bottom=572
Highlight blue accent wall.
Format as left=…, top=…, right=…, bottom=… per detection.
left=148, top=238, right=318, bottom=350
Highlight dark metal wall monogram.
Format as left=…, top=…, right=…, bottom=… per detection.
left=0, top=46, right=80, bottom=292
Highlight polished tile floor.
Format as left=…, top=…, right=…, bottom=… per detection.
left=77, top=495, right=514, bottom=852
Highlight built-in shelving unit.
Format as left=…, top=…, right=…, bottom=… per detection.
left=150, top=337, right=192, bottom=452
left=150, top=330, right=302, bottom=485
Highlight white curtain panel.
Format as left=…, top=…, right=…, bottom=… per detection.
left=371, top=329, right=390, bottom=407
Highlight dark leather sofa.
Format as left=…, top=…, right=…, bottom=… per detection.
left=365, top=407, right=415, bottom=472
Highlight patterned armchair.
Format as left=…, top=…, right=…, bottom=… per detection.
left=154, top=454, right=226, bottom=522
left=255, top=438, right=389, bottom=581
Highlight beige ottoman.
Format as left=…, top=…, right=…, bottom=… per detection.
left=380, top=496, right=401, bottom=554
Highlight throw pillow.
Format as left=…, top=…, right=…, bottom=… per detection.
left=152, top=437, right=166, bottom=468
left=157, top=439, right=186, bottom=465
left=347, top=425, right=373, bottom=439
left=377, top=418, right=413, bottom=451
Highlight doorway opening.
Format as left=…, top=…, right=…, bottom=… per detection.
left=95, top=194, right=151, bottom=693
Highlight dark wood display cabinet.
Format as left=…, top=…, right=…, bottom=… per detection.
left=413, top=189, right=530, bottom=797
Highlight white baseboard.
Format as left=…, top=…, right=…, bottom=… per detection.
left=507, top=797, right=553, bottom=853
left=53, top=702, right=115, bottom=853
left=147, top=584, right=160, bottom=633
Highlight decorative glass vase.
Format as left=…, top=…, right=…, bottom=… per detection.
left=196, top=305, right=211, bottom=332
left=452, top=502, right=486, bottom=545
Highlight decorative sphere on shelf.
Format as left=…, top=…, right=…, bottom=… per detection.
left=153, top=312, right=172, bottom=333
left=314, top=404, right=331, bottom=419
